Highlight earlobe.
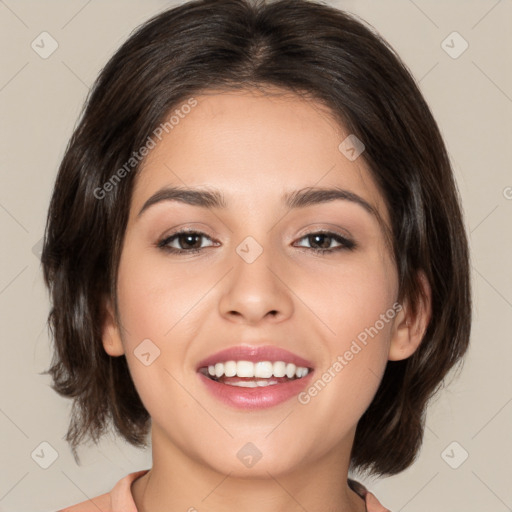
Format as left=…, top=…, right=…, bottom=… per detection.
left=388, top=270, right=432, bottom=361
left=101, top=296, right=125, bottom=357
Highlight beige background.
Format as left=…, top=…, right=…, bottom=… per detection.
left=0, top=1, right=511, bottom=511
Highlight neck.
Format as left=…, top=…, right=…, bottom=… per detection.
left=132, top=426, right=366, bottom=512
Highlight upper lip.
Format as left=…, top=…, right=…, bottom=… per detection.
left=195, top=344, right=314, bottom=371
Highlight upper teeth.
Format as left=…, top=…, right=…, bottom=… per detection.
left=207, top=361, right=310, bottom=379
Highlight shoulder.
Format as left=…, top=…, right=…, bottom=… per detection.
left=348, top=478, right=392, bottom=512
left=56, top=469, right=150, bottom=512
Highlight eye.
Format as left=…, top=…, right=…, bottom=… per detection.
left=157, top=229, right=356, bottom=255
left=157, top=230, right=217, bottom=254
left=294, top=231, right=356, bottom=254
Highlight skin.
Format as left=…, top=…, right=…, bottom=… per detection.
left=102, top=87, right=431, bottom=512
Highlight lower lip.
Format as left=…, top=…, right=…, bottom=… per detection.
left=198, top=371, right=315, bottom=409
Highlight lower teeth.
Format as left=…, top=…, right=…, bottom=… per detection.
left=223, top=380, right=280, bottom=388
left=201, top=369, right=306, bottom=387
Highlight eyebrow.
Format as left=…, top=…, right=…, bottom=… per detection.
left=137, top=185, right=379, bottom=219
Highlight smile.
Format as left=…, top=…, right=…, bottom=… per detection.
left=199, top=360, right=311, bottom=387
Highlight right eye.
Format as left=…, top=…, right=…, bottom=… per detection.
left=157, top=230, right=218, bottom=254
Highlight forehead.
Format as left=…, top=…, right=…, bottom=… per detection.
left=131, top=88, right=390, bottom=227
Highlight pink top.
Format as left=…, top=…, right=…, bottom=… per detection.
left=57, top=470, right=391, bottom=511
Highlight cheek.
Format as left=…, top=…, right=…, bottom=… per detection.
left=313, top=252, right=397, bottom=352
left=116, top=245, right=203, bottom=342
left=298, top=254, right=397, bottom=420
left=114, top=248, right=190, bottom=403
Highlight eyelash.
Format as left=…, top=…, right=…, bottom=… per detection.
left=156, top=229, right=356, bottom=255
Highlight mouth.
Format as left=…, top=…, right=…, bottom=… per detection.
left=195, top=345, right=315, bottom=409
left=198, top=360, right=312, bottom=387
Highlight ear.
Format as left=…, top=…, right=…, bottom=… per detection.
left=388, top=270, right=432, bottom=361
left=101, top=296, right=125, bottom=357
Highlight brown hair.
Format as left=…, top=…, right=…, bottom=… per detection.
left=41, top=0, right=471, bottom=478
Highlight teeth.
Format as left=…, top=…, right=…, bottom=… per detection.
left=273, top=361, right=286, bottom=377
left=224, top=360, right=237, bottom=377
left=225, top=379, right=280, bottom=388
left=254, top=361, right=273, bottom=378
left=214, top=363, right=224, bottom=378
left=237, top=360, right=254, bottom=377
left=286, top=363, right=296, bottom=379
left=206, top=361, right=310, bottom=380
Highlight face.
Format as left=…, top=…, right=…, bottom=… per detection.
left=103, top=87, right=409, bottom=479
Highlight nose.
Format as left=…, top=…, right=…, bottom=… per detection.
left=218, top=241, right=294, bottom=325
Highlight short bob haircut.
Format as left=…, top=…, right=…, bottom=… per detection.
left=41, top=0, right=471, bottom=478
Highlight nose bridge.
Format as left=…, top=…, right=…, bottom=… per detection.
left=235, top=234, right=275, bottom=286
left=218, top=232, right=293, bottom=323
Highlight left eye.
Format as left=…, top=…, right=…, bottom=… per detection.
left=157, top=230, right=356, bottom=254
left=294, top=231, right=355, bottom=252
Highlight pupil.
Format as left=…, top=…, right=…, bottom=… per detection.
left=311, top=234, right=330, bottom=249
left=182, top=234, right=201, bottom=249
